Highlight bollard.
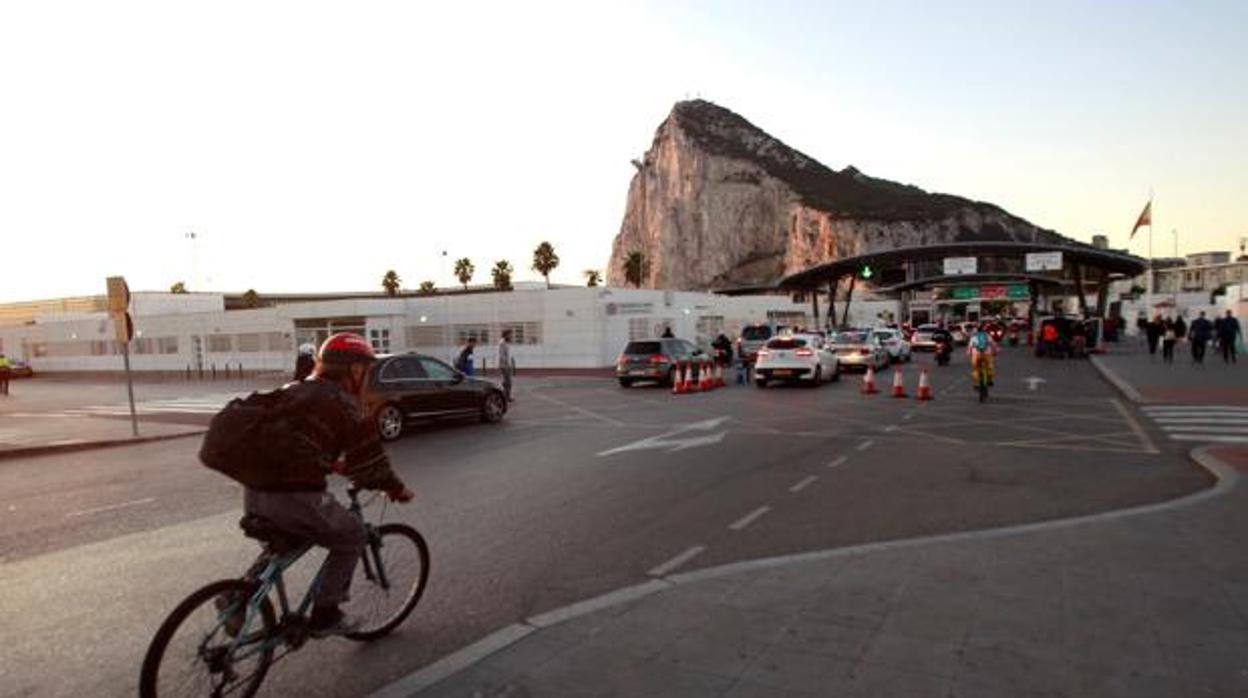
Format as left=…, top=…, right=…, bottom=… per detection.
left=212, top=364, right=217, bottom=380
left=186, top=365, right=192, bottom=381
left=198, top=365, right=204, bottom=380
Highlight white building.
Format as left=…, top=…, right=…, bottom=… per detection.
left=0, top=287, right=816, bottom=373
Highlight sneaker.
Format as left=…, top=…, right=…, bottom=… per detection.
left=308, top=606, right=360, bottom=638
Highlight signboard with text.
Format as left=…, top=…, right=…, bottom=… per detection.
left=943, top=257, right=977, bottom=276
left=1025, top=251, right=1063, bottom=272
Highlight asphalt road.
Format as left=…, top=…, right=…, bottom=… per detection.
left=0, top=347, right=1210, bottom=697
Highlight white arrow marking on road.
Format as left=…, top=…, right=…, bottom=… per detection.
left=597, top=417, right=730, bottom=457
left=1023, top=376, right=1047, bottom=391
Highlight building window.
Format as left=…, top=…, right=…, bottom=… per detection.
left=628, top=317, right=651, bottom=340
left=406, top=324, right=446, bottom=347
left=369, top=328, right=391, bottom=353
left=207, top=335, right=233, bottom=353
left=236, top=333, right=262, bottom=352
left=696, top=315, right=725, bottom=337
left=159, top=337, right=179, bottom=354
left=499, top=321, right=543, bottom=345
left=264, top=333, right=292, bottom=352
left=453, top=324, right=490, bottom=345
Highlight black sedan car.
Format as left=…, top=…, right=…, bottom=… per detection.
left=364, top=352, right=508, bottom=441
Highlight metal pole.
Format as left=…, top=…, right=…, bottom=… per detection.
left=122, top=343, right=139, bottom=437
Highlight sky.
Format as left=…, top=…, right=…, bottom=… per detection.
left=2, top=0, right=1245, bottom=302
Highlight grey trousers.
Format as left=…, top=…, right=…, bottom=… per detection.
left=501, top=369, right=513, bottom=400
left=244, top=489, right=366, bottom=607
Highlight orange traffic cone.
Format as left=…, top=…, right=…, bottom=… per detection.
left=686, top=360, right=699, bottom=393
left=702, top=360, right=714, bottom=391
left=715, top=362, right=726, bottom=388
left=862, top=365, right=879, bottom=395
left=673, top=361, right=686, bottom=394
left=891, top=367, right=907, bottom=398
left=916, top=369, right=933, bottom=401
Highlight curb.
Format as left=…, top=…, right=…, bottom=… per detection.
left=369, top=447, right=1237, bottom=698
left=0, top=430, right=206, bottom=461
left=1089, top=353, right=1149, bottom=404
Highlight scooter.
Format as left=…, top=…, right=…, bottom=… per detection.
left=935, top=340, right=952, bottom=366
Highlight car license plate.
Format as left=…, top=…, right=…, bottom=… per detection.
left=629, top=370, right=648, bottom=376
left=773, top=369, right=792, bottom=376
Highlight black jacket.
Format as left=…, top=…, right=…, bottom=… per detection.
left=256, top=378, right=405, bottom=494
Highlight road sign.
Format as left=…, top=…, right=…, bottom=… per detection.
left=105, top=276, right=139, bottom=437
left=113, top=311, right=134, bottom=344
left=1025, top=251, right=1063, bottom=272
left=106, top=276, right=130, bottom=314
left=943, top=257, right=977, bottom=276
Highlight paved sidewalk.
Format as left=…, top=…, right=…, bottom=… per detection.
left=0, top=412, right=203, bottom=459
left=1092, top=340, right=1247, bottom=405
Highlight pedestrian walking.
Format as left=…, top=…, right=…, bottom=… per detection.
left=455, top=337, right=477, bottom=376
left=1161, top=317, right=1177, bottom=365
left=1218, top=310, right=1242, bottom=364
left=1189, top=311, right=1213, bottom=365
left=1145, top=314, right=1162, bottom=356
left=497, top=329, right=516, bottom=402
left=0, top=353, right=10, bottom=396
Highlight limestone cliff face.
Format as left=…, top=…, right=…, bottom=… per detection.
left=607, top=100, right=1069, bottom=290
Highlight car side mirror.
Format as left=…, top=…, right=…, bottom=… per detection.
left=452, top=372, right=465, bottom=384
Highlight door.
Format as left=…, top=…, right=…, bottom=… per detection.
left=375, top=356, right=431, bottom=416
left=418, top=356, right=477, bottom=413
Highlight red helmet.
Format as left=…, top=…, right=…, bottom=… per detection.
left=318, top=332, right=376, bottom=365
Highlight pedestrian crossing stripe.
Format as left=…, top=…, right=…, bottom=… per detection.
left=60, top=394, right=240, bottom=417
left=1142, top=405, right=1248, bottom=444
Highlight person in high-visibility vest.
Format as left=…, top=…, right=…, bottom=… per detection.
left=0, top=353, right=11, bottom=396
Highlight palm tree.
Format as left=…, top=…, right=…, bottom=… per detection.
left=454, top=258, right=474, bottom=290
left=381, top=270, right=401, bottom=296
left=418, top=281, right=437, bottom=296
left=584, top=269, right=602, bottom=287
left=170, top=281, right=188, bottom=294
left=622, top=252, right=647, bottom=289
left=531, top=241, right=560, bottom=289
left=242, top=289, right=261, bottom=308
left=491, top=260, right=514, bottom=291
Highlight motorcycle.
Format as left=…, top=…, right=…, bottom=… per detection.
left=935, top=340, right=952, bottom=366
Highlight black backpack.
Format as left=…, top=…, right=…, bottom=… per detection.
left=199, top=387, right=316, bottom=489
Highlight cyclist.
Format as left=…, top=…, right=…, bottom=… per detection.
left=243, top=332, right=414, bottom=637
left=966, top=323, right=997, bottom=389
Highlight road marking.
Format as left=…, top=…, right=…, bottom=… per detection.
left=1146, top=417, right=1248, bottom=424
left=789, top=476, right=818, bottom=493
left=883, top=425, right=899, bottom=432
left=728, top=506, right=772, bottom=531
left=856, top=439, right=875, bottom=451
left=527, top=388, right=626, bottom=427
left=1168, top=434, right=1248, bottom=443
left=647, top=545, right=706, bottom=577
left=1143, top=405, right=1248, bottom=413
left=597, top=417, right=730, bottom=456
left=65, top=497, right=156, bottom=519
left=902, top=413, right=915, bottom=420
left=827, top=456, right=848, bottom=469
left=1022, top=376, right=1047, bottom=391
left=1162, top=426, right=1248, bottom=434
left=1111, top=398, right=1159, bottom=454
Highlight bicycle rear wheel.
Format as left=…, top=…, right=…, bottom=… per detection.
left=140, top=579, right=276, bottom=698
left=343, top=523, right=430, bottom=641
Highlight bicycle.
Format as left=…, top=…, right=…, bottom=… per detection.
left=971, top=353, right=993, bottom=402
left=139, top=487, right=430, bottom=698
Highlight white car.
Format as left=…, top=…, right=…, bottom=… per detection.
left=829, top=330, right=890, bottom=371
left=754, top=334, right=839, bottom=387
left=871, top=328, right=911, bottom=363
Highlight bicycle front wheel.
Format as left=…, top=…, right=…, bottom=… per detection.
left=344, top=523, right=430, bottom=641
left=139, top=579, right=276, bottom=698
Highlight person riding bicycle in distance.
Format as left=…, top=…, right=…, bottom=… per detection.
left=245, top=332, right=414, bottom=637
left=967, top=322, right=998, bottom=387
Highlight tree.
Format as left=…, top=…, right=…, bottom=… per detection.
left=622, top=252, right=648, bottom=289
left=418, top=281, right=437, bottom=296
left=381, top=270, right=401, bottom=296
left=491, top=260, right=514, bottom=291
left=531, top=241, right=560, bottom=289
left=170, top=281, right=188, bottom=294
left=454, top=258, right=474, bottom=290
left=242, top=289, right=261, bottom=308
left=584, top=269, right=602, bottom=287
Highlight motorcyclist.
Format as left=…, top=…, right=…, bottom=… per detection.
left=966, top=323, right=997, bottom=387
left=711, top=333, right=733, bottom=367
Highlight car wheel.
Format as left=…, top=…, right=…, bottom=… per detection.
left=831, top=366, right=840, bottom=382
left=755, top=378, right=767, bottom=388
left=665, top=367, right=677, bottom=387
left=376, top=404, right=404, bottom=442
left=811, top=365, right=823, bottom=386
left=618, top=378, right=633, bottom=388
left=481, top=391, right=507, bottom=423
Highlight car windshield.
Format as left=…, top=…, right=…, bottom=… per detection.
left=741, top=326, right=772, bottom=341
left=874, top=331, right=895, bottom=340
left=765, top=338, right=807, bottom=349
left=834, top=332, right=868, bottom=343
left=624, top=341, right=662, bottom=355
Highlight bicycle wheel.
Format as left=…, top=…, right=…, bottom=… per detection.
left=343, top=523, right=430, bottom=641
left=139, top=579, right=276, bottom=698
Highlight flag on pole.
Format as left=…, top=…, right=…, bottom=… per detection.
left=1130, top=201, right=1151, bottom=239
